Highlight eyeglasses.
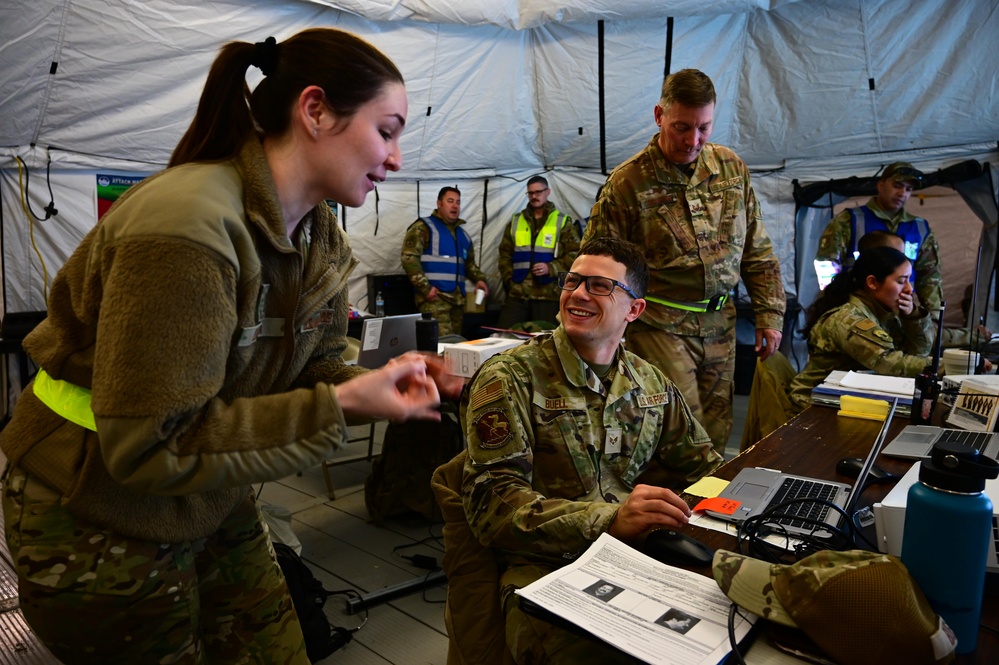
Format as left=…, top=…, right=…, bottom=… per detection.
left=557, top=272, right=640, bottom=300
left=527, top=188, right=549, bottom=196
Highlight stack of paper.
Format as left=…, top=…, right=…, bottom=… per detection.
left=811, top=370, right=913, bottom=416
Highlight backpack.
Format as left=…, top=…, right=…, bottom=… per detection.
left=364, top=405, right=464, bottom=524
left=273, top=542, right=352, bottom=662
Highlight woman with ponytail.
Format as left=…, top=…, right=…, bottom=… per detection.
left=1, top=29, right=458, bottom=662
left=788, top=246, right=934, bottom=411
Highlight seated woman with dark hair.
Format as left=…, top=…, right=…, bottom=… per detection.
left=788, top=246, right=935, bottom=411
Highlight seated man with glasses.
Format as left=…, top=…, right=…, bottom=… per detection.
left=459, top=237, right=722, bottom=665
left=497, top=175, right=581, bottom=329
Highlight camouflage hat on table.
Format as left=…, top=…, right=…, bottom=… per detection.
left=712, top=549, right=957, bottom=665
left=881, top=162, right=923, bottom=186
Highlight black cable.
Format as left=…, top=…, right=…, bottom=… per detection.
left=15, top=154, right=57, bottom=221
left=420, top=569, right=447, bottom=605
left=737, top=496, right=876, bottom=562
left=726, top=603, right=750, bottom=665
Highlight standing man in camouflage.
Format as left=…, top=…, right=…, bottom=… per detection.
left=815, top=162, right=941, bottom=314
left=461, top=237, right=721, bottom=664
left=584, top=68, right=785, bottom=454
left=401, top=186, right=489, bottom=336
left=496, top=175, right=581, bottom=329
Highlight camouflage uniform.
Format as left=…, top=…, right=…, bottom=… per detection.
left=713, top=549, right=957, bottom=664
left=585, top=137, right=785, bottom=453
left=816, top=197, right=943, bottom=313
left=400, top=210, right=488, bottom=336
left=788, top=291, right=934, bottom=411
left=2, top=465, right=307, bottom=664
left=497, top=202, right=581, bottom=328
left=461, top=326, right=721, bottom=664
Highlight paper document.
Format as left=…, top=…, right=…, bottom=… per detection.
left=515, top=533, right=755, bottom=665
left=945, top=379, right=999, bottom=432
left=837, top=371, right=914, bottom=396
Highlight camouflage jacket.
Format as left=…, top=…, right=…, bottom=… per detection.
left=461, top=326, right=721, bottom=567
left=816, top=198, right=943, bottom=313
left=498, top=201, right=580, bottom=302
left=400, top=211, right=487, bottom=306
left=788, top=291, right=933, bottom=409
left=584, top=137, right=785, bottom=337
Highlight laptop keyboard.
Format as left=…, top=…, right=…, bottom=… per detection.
left=938, top=429, right=994, bottom=452
left=767, top=477, right=840, bottom=530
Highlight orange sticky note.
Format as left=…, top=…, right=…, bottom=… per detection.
left=693, top=496, right=742, bottom=515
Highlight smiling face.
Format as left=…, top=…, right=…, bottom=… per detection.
left=866, top=259, right=913, bottom=312
left=318, top=81, right=407, bottom=207
left=655, top=101, right=714, bottom=165
left=559, top=253, right=644, bottom=363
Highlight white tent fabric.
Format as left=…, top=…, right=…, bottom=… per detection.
left=2, top=0, right=997, bottom=316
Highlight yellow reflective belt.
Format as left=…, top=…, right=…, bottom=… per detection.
left=644, top=294, right=728, bottom=313
left=33, top=369, right=97, bottom=431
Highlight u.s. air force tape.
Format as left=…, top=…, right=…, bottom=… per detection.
left=637, top=391, right=670, bottom=408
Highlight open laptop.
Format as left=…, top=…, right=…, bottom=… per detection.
left=881, top=425, right=999, bottom=461
left=705, top=399, right=897, bottom=538
left=355, top=313, right=421, bottom=369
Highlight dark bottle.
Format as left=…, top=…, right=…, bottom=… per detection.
left=910, top=370, right=939, bottom=425
left=416, top=312, right=439, bottom=352
left=900, top=441, right=999, bottom=653
left=912, top=300, right=946, bottom=425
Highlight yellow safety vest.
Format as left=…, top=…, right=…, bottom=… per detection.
left=33, top=369, right=97, bottom=431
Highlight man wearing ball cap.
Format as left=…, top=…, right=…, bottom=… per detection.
left=712, top=549, right=958, bottom=664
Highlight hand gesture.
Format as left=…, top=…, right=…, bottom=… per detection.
left=336, top=356, right=442, bottom=422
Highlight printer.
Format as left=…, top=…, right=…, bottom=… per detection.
left=874, top=462, right=999, bottom=573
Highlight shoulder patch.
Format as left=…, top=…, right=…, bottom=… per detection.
left=469, top=379, right=504, bottom=411
left=474, top=409, right=513, bottom=449
left=872, top=328, right=893, bottom=342
left=853, top=319, right=878, bottom=331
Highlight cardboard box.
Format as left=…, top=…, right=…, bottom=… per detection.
left=443, top=337, right=524, bottom=378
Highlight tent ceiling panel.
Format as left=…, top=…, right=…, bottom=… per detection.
left=304, top=0, right=806, bottom=29
left=394, top=23, right=539, bottom=171
left=866, top=0, right=999, bottom=153
left=0, top=1, right=65, bottom=147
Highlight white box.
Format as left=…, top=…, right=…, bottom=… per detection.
left=443, top=337, right=524, bottom=378
left=873, top=462, right=999, bottom=573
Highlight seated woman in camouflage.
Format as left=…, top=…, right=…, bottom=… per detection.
left=788, top=246, right=934, bottom=411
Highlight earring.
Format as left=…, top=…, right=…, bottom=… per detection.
left=313, top=128, right=318, bottom=137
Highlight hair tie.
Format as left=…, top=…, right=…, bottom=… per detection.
left=251, top=36, right=278, bottom=76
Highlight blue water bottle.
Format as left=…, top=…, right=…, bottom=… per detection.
left=900, top=440, right=999, bottom=653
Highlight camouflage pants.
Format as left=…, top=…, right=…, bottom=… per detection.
left=625, top=320, right=736, bottom=455
left=418, top=292, right=465, bottom=337
left=501, top=564, right=640, bottom=665
left=496, top=297, right=559, bottom=330
left=1, top=465, right=308, bottom=665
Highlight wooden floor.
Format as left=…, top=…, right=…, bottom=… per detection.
left=0, top=401, right=748, bottom=665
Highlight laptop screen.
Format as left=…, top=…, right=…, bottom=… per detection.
left=840, top=397, right=898, bottom=520
left=356, top=313, right=421, bottom=369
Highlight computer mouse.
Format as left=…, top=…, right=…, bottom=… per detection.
left=836, top=457, right=896, bottom=482
left=641, top=529, right=714, bottom=568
